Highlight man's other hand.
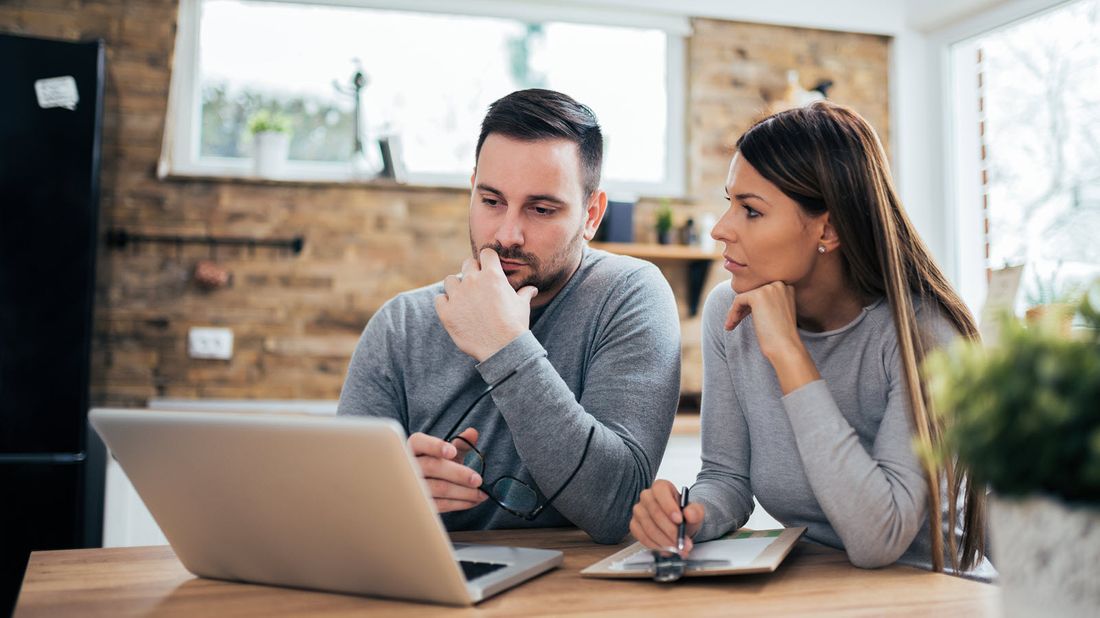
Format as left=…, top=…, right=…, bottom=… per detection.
left=407, top=428, right=488, bottom=513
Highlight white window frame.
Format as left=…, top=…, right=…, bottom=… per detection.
left=159, top=0, right=690, bottom=196
left=929, top=0, right=1075, bottom=315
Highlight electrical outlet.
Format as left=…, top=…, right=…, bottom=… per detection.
left=188, top=327, right=234, bottom=360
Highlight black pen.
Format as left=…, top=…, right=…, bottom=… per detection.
left=676, top=485, right=690, bottom=554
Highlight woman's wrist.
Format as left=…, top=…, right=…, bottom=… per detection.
left=766, top=342, right=821, bottom=395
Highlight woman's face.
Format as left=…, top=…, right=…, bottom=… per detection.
left=712, top=153, right=826, bottom=294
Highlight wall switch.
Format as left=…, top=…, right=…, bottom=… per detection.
left=188, top=327, right=234, bottom=360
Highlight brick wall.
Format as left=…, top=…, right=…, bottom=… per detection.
left=0, top=3, right=890, bottom=405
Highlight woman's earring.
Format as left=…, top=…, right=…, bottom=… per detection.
left=817, top=245, right=826, bottom=254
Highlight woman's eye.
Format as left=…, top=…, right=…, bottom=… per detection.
left=743, top=204, right=761, bottom=218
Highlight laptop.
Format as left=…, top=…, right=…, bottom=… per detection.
left=89, top=408, right=563, bottom=606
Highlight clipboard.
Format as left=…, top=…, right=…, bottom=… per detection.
left=580, top=527, right=806, bottom=578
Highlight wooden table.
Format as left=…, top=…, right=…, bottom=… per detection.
left=15, top=528, right=1000, bottom=616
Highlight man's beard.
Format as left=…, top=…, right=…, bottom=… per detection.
left=470, top=228, right=585, bottom=295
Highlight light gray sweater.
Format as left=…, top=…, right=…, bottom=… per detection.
left=337, top=247, right=681, bottom=543
left=692, top=282, right=992, bottom=576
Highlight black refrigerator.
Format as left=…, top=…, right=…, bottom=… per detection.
left=0, top=33, right=106, bottom=614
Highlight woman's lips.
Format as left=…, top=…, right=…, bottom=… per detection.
left=724, top=256, right=747, bottom=272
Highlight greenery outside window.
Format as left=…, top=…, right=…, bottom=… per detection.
left=161, top=0, right=689, bottom=196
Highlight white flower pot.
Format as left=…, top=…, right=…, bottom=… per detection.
left=253, top=131, right=289, bottom=178
left=989, top=495, right=1100, bottom=617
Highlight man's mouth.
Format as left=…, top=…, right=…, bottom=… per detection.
left=499, top=259, right=527, bottom=273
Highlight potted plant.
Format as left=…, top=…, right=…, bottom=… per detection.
left=1023, top=267, right=1083, bottom=331
left=923, top=280, right=1100, bottom=617
left=655, top=203, right=674, bottom=245
left=247, top=110, right=291, bottom=178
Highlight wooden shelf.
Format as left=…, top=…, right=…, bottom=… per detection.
left=590, top=242, right=723, bottom=316
left=589, top=242, right=722, bottom=261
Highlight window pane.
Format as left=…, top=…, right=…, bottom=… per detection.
left=978, top=0, right=1100, bottom=309
left=196, top=0, right=671, bottom=185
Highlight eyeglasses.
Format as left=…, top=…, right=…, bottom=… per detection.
left=439, top=373, right=595, bottom=521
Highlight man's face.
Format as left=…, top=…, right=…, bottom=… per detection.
left=469, top=134, right=605, bottom=307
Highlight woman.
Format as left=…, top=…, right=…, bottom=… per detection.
left=630, top=102, right=988, bottom=575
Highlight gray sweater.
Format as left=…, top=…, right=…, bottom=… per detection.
left=693, top=282, right=992, bottom=575
left=338, top=247, right=681, bottom=543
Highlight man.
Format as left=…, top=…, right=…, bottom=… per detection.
left=338, top=89, right=680, bottom=543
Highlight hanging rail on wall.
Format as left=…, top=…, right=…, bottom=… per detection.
left=104, top=228, right=305, bottom=256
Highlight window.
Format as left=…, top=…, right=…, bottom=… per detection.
left=162, top=0, right=689, bottom=195
left=949, top=0, right=1100, bottom=314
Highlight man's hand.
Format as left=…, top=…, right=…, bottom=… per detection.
left=434, top=248, right=538, bottom=362
left=407, top=427, right=488, bottom=513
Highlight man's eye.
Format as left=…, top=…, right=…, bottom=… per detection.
left=531, top=206, right=554, bottom=216
left=482, top=198, right=499, bottom=207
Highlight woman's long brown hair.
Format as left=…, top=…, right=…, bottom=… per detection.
left=736, top=101, right=985, bottom=572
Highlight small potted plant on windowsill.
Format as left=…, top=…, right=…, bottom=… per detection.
left=1023, top=268, right=1083, bottom=333
left=923, top=279, right=1100, bottom=617
left=247, top=110, right=291, bottom=179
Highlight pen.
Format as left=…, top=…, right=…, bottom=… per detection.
left=676, top=485, right=690, bottom=554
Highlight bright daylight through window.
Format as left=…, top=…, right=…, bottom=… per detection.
left=186, top=0, right=680, bottom=192
left=971, top=0, right=1100, bottom=313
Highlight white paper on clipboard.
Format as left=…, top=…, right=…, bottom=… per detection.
left=610, top=537, right=774, bottom=571
left=35, top=76, right=80, bottom=111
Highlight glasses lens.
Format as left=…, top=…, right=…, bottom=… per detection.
left=491, top=478, right=539, bottom=513
left=461, top=449, right=484, bottom=475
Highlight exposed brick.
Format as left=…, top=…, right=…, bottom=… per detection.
left=1, top=5, right=888, bottom=406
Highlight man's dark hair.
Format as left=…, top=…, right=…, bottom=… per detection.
left=475, top=89, right=603, bottom=198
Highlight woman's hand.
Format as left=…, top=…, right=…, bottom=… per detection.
left=724, top=282, right=801, bottom=357
left=629, top=480, right=705, bottom=555
left=725, top=282, right=820, bottom=394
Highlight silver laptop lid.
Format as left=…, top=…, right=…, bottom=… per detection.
left=89, top=408, right=473, bottom=606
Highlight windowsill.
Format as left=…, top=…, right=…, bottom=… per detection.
left=158, top=172, right=472, bottom=194
left=158, top=171, right=697, bottom=202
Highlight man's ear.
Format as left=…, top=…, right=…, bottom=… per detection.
left=583, top=190, right=608, bottom=241
left=818, top=212, right=841, bottom=252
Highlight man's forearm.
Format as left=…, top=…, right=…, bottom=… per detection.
left=478, top=332, right=679, bottom=543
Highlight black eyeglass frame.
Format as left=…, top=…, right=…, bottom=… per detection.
left=452, top=425, right=595, bottom=521
left=436, top=370, right=596, bottom=521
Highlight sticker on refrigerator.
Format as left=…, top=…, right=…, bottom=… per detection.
left=34, top=76, right=79, bottom=110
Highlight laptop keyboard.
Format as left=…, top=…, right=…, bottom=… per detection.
left=459, top=560, right=508, bottom=580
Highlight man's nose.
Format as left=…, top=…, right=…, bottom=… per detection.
left=494, top=209, right=525, bottom=247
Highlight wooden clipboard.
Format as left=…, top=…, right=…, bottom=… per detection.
left=580, top=527, right=806, bottom=578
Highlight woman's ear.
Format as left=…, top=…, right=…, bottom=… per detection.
left=818, top=213, right=841, bottom=252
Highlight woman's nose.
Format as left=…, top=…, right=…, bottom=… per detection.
left=711, top=209, right=737, bottom=243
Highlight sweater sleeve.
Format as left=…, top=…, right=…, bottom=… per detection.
left=690, top=283, right=755, bottom=542
left=780, top=306, right=960, bottom=568
left=473, top=264, right=681, bottom=544
left=336, top=299, right=407, bottom=425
